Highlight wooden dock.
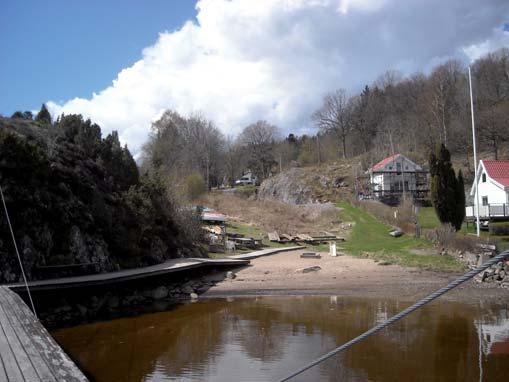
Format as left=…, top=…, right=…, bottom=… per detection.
left=0, top=286, right=87, bottom=381
left=6, top=257, right=249, bottom=293
left=227, top=246, right=304, bottom=260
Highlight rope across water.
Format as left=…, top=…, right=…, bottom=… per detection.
left=277, top=249, right=509, bottom=382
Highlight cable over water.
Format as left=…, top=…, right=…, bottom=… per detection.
left=0, top=184, right=37, bottom=318
left=277, top=249, right=509, bottom=382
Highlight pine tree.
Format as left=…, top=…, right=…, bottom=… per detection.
left=35, top=104, right=52, bottom=125
left=429, top=144, right=464, bottom=230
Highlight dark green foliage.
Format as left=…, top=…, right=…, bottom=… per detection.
left=100, top=132, right=139, bottom=191
left=35, top=104, right=52, bottom=125
left=11, top=111, right=33, bottom=120
left=429, top=144, right=465, bottom=231
left=57, top=114, right=102, bottom=157
left=0, top=116, right=195, bottom=283
left=489, top=222, right=509, bottom=235
left=454, top=170, right=466, bottom=230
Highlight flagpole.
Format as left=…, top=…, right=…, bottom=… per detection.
left=468, top=66, right=480, bottom=237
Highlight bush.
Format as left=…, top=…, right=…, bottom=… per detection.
left=234, top=184, right=257, bottom=199
left=489, top=222, right=509, bottom=236
left=184, top=173, right=206, bottom=200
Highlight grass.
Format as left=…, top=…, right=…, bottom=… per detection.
left=339, top=202, right=464, bottom=272
left=417, top=207, right=441, bottom=229
left=418, top=206, right=509, bottom=251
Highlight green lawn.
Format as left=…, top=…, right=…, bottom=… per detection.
left=417, top=207, right=441, bottom=229
left=417, top=207, right=509, bottom=251
left=339, top=202, right=464, bottom=271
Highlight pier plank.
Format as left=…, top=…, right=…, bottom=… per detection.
left=0, top=299, right=40, bottom=381
left=0, top=287, right=87, bottom=382
left=0, top=291, right=57, bottom=382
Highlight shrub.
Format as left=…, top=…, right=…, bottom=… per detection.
left=234, top=184, right=257, bottom=199
left=184, top=173, right=206, bottom=200
left=489, top=222, right=509, bottom=236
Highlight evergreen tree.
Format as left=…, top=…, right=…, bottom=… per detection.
left=453, top=170, right=466, bottom=230
left=429, top=144, right=465, bottom=230
left=35, top=104, right=52, bottom=124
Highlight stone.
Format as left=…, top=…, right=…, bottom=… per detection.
left=296, top=266, right=322, bottom=273
left=226, top=271, right=236, bottom=279
left=107, top=296, right=119, bottom=309
left=190, top=293, right=198, bottom=299
left=152, top=286, right=169, bottom=300
left=76, top=304, right=87, bottom=316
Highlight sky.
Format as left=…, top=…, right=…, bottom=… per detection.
left=1, top=0, right=508, bottom=157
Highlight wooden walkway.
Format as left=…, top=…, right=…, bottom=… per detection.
left=6, top=257, right=249, bottom=293
left=0, top=286, right=87, bottom=381
left=227, top=246, right=304, bottom=260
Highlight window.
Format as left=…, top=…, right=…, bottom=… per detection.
left=388, top=166, right=392, bottom=170
left=482, top=196, right=488, bottom=206
left=482, top=173, right=486, bottom=183
left=396, top=163, right=401, bottom=174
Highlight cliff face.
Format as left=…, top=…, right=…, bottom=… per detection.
left=0, top=116, right=196, bottom=283
left=258, top=163, right=353, bottom=205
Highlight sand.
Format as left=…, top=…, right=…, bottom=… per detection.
left=204, top=249, right=508, bottom=302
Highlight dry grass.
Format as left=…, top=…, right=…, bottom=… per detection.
left=200, top=191, right=345, bottom=236
left=356, top=199, right=417, bottom=234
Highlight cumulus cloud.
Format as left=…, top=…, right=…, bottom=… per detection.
left=47, top=0, right=509, bottom=156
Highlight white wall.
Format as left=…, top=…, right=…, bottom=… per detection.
left=475, top=165, right=508, bottom=205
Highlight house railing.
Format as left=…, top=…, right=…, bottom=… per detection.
left=465, top=204, right=509, bottom=219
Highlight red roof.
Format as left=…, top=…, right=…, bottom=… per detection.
left=371, top=154, right=401, bottom=171
left=483, top=160, right=509, bottom=187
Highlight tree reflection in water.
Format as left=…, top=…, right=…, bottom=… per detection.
left=52, top=297, right=509, bottom=382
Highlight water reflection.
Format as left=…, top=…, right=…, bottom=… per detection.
left=52, top=297, right=509, bottom=382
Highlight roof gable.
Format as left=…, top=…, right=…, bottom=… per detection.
left=370, top=154, right=421, bottom=172
left=483, top=160, right=509, bottom=187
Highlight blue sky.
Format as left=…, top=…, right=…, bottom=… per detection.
left=1, top=0, right=507, bottom=155
left=0, top=0, right=197, bottom=115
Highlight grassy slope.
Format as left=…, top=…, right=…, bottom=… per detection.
left=339, top=202, right=463, bottom=271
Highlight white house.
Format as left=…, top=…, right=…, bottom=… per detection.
left=467, top=160, right=509, bottom=219
left=367, top=154, right=424, bottom=198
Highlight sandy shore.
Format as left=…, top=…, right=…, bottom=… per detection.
left=204, top=249, right=508, bottom=302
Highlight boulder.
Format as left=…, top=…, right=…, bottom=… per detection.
left=226, top=271, right=236, bottom=279
left=152, top=286, right=169, bottom=300
left=295, top=265, right=322, bottom=273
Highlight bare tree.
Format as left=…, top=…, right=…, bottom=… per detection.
left=312, top=89, right=352, bottom=159
left=238, top=120, right=280, bottom=179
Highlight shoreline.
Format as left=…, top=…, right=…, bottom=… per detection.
left=203, top=249, right=508, bottom=303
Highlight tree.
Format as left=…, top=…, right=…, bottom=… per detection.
left=11, top=111, right=33, bottom=120
left=35, top=104, right=52, bottom=125
left=429, top=144, right=464, bottom=230
left=238, top=120, right=279, bottom=179
left=312, top=89, right=351, bottom=159
left=454, top=170, right=466, bottom=231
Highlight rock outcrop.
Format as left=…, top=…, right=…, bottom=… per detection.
left=258, top=163, right=352, bottom=205
left=0, top=116, right=198, bottom=283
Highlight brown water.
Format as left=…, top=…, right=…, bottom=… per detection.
left=52, top=296, right=509, bottom=382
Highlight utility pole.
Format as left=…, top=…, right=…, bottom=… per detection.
left=469, top=66, right=480, bottom=237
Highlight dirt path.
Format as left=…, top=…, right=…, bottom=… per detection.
left=204, top=249, right=508, bottom=302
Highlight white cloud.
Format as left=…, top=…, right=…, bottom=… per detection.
left=47, top=0, right=509, bottom=157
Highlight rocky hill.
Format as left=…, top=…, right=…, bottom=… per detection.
left=258, top=162, right=354, bottom=205
left=0, top=116, right=200, bottom=283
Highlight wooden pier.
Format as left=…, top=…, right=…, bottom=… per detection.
left=7, top=257, right=249, bottom=293
left=0, top=286, right=87, bottom=381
